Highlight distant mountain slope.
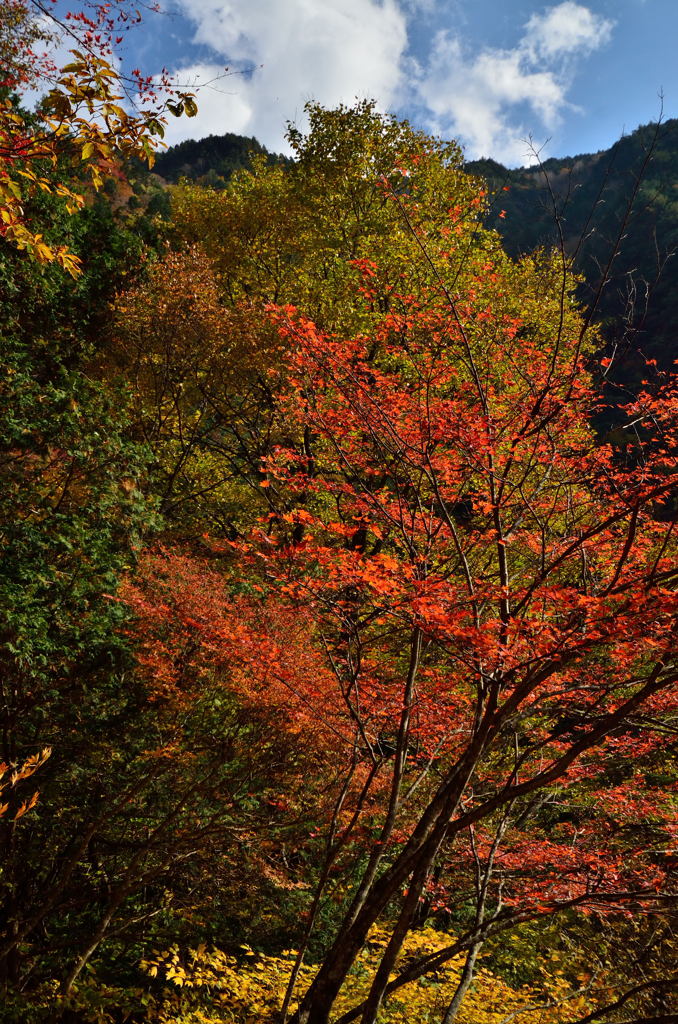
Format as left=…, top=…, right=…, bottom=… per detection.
left=154, top=132, right=289, bottom=186
left=466, top=119, right=678, bottom=388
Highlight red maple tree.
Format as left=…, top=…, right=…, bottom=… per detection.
left=125, top=177, right=678, bottom=1019
left=251, top=257, right=678, bottom=1020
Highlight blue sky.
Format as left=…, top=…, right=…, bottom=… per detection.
left=113, top=0, right=676, bottom=166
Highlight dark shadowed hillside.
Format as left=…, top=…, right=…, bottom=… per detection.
left=153, top=132, right=289, bottom=186
left=467, top=118, right=678, bottom=395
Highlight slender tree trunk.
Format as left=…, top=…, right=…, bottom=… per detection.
left=289, top=765, right=474, bottom=1024
left=359, top=859, right=434, bottom=1024
left=280, top=758, right=373, bottom=1024
left=441, top=943, right=481, bottom=1024
left=340, top=629, right=422, bottom=935
left=61, top=892, right=127, bottom=995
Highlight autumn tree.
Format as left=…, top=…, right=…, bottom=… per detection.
left=251, top=232, right=677, bottom=1024
left=170, top=101, right=481, bottom=324
left=108, top=105, right=678, bottom=1019
left=113, top=101, right=500, bottom=535
left=3, top=89, right=674, bottom=1018
left=0, top=0, right=196, bottom=272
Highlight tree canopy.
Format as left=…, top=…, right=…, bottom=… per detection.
left=0, top=96, right=676, bottom=1024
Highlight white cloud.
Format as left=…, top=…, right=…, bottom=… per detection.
left=399, top=0, right=439, bottom=13
left=162, top=0, right=408, bottom=151
left=414, top=33, right=566, bottom=164
left=413, top=2, right=614, bottom=164
left=524, top=1, right=613, bottom=60
left=159, top=1, right=614, bottom=167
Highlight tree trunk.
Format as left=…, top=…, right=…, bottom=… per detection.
left=289, top=765, right=473, bottom=1024
left=442, top=943, right=481, bottom=1024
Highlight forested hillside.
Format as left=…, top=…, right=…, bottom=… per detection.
left=468, top=119, right=678, bottom=407
left=153, top=132, right=289, bottom=187
left=1, top=5, right=677, bottom=1023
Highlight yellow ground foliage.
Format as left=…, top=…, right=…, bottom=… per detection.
left=140, top=926, right=582, bottom=1024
